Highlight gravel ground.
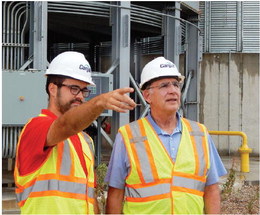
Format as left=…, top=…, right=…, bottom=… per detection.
left=221, top=184, right=259, bottom=214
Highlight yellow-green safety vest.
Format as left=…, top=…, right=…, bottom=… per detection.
left=119, top=117, right=210, bottom=214
left=14, top=115, right=96, bottom=214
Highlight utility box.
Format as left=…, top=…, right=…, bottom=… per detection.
left=87, top=72, right=113, bottom=116
left=2, top=71, right=113, bottom=125
left=2, top=71, right=48, bottom=125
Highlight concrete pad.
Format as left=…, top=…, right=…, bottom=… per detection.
left=220, top=156, right=260, bottom=187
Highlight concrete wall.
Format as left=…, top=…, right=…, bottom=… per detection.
left=199, top=53, right=259, bottom=156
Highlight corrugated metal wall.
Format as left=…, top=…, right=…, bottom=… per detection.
left=200, top=1, right=260, bottom=53
left=243, top=2, right=260, bottom=52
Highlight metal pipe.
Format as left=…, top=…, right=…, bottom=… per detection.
left=48, top=1, right=110, bottom=18
left=13, top=127, right=18, bottom=158
left=48, top=1, right=200, bottom=31
left=140, top=104, right=150, bottom=118
left=17, top=10, right=26, bottom=69
left=14, top=6, right=26, bottom=70
left=10, top=2, right=25, bottom=70
left=209, top=130, right=252, bottom=173
left=6, top=2, right=17, bottom=69
left=3, top=2, right=8, bottom=69
left=5, top=1, right=23, bottom=70
left=106, top=59, right=119, bottom=74
left=3, top=2, right=7, bottom=43
left=3, top=127, right=6, bottom=158
left=228, top=51, right=231, bottom=154
left=105, top=2, right=201, bottom=31
left=181, top=69, right=192, bottom=115
left=10, top=127, right=13, bottom=158
left=20, top=2, right=29, bottom=67
left=129, top=73, right=147, bottom=106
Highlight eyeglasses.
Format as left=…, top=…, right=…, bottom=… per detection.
left=56, top=83, right=91, bottom=98
left=147, top=81, right=182, bottom=90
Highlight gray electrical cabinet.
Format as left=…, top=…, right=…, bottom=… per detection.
left=2, top=71, right=48, bottom=125
left=87, top=72, right=113, bottom=116
left=2, top=71, right=113, bottom=125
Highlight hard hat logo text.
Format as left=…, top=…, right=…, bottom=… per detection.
left=79, top=64, right=91, bottom=73
left=160, top=62, right=175, bottom=68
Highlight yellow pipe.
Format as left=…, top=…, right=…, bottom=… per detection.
left=208, top=131, right=252, bottom=173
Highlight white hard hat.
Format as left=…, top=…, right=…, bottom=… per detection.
left=140, top=56, right=185, bottom=89
left=46, top=51, right=95, bottom=86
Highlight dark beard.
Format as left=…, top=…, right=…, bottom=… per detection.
left=58, top=98, right=83, bottom=114
left=56, top=90, right=83, bottom=114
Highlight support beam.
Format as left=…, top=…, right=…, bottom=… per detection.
left=163, top=2, right=181, bottom=68
left=186, top=16, right=200, bottom=121
left=32, top=1, right=48, bottom=70
left=111, top=1, right=131, bottom=136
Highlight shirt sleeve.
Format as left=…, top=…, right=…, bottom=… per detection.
left=18, top=116, right=55, bottom=175
left=105, top=132, right=129, bottom=189
left=206, top=134, right=228, bottom=186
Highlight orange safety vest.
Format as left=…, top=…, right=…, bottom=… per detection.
left=14, top=115, right=96, bottom=214
left=119, top=117, right=210, bottom=214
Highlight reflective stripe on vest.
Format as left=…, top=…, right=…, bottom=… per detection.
left=173, top=176, right=205, bottom=192
left=126, top=183, right=170, bottom=198
left=16, top=179, right=95, bottom=202
left=183, top=118, right=209, bottom=176
left=60, top=140, right=72, bottom=175
left=128, top=122, right=154, bottom=183
left=125, top=175, right=205, bottom=200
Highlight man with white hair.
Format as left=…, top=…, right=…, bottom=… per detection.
left=105, top=57, right=227, bottom=214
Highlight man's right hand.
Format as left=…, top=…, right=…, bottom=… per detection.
left=99, top=87, right=136, bottom=113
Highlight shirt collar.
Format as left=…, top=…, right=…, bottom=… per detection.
left=41, top=109, right=58, bottom=120
left=146, top=111, right=182, bottom=135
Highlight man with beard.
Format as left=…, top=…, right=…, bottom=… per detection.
left=105, top=57, right=227, bottom=214
left=14, top=51, right=136, bottom=214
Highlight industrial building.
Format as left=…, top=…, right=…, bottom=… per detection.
left=2, top=1, right=260, bottom=212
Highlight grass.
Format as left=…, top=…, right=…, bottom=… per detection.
left=95, top=163, right=108, bottom=213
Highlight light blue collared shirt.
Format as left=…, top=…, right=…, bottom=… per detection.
left=147, top=112, right=182, bottom=161
left=105, top=112, right=227, bottom=189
